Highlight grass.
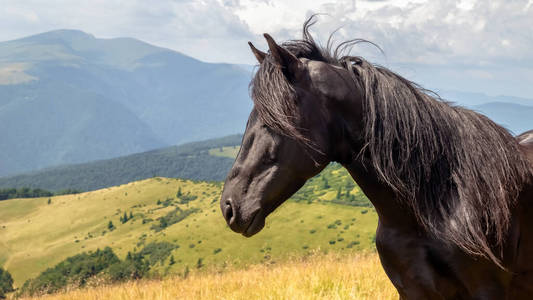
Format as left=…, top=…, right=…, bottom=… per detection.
left=17, top=252, right=397, bottom=300
left=0, top=166, right=377, bottom=288
left=0, top=141, right=390, bottom=299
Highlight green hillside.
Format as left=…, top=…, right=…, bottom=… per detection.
left=0, top=164, right=376, bottom=288
left=0, top=135, right=242, bottom=192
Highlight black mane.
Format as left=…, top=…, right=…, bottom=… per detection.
left=250, top=16, right=532, bottom=265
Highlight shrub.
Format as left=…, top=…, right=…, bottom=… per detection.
left=151, top=208, right=199, bottom=232
left=19, top=247, right=119, bottom=296
left=0, top=268, right=14, bottom=299
left=138, top=242, right=177, bottom=266
left=196, top=258, right=204, bottom=269
left=177, top=194, right=198, bottom=204
left=347, top=241, right=360, bottom=248
left=107, top=252, right=149, bottom=281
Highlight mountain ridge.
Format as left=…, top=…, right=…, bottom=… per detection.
left=0, top=29, right=252, bottom=176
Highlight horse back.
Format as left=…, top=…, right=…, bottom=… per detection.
left=517, top=130, right=533, bottom=164
left=509, top=130, right=533, bottom=298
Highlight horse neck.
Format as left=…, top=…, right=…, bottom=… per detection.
left=340, top=144, right=416, bottom=227
left=327, top=100, right=415, bottom=227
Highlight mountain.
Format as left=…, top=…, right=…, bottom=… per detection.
left=472, top=102, right=533, bottom=135
left=436, top=91, right=533, bottom=134
left=1, top=97, right=531, bottom=193
left=0, top=30, right=252, bottom=176
left=439, top=90, right=533, bottom=107
left=0, top=135, right=243, bottom=192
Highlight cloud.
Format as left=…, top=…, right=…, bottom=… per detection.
left=0, top=0, right=254, bottom=63
left=234, top=0, right=533, bottom=97
left=0, top=0, right=532, bottom=97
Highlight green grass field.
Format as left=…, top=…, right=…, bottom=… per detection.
left=0, top=160, right=377, bottom=290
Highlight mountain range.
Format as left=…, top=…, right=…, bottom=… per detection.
left=0, top=135, right=242, bottom=192
left=0, top=30, right=252, bottom=176
left=0, top=29, right=531, bottom=178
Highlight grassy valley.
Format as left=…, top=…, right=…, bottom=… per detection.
left=0, top=163, right=377, bottom=295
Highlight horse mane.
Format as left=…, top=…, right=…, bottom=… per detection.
left=251, top=16, right=533, bottom=265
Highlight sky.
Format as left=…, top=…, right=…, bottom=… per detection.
left=1, top=0, right=533, bottom=98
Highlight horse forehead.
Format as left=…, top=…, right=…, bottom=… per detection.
left=306, top=60, right=354, bottom=100
left=307, top=60, right=335, bottom=78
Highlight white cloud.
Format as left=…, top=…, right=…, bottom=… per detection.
left=0, top=0, right=532, bottom=97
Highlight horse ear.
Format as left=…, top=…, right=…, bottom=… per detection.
left=248, top=42, right=266, bottom=64
left=263, top=33, right=303, bottom=80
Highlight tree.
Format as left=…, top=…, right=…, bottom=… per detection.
left=176, top=187, right=182, bottom=198
left=0, top=268, right=14, bottom=299
left=47, top=198, right=51, bottom=205
left=196, top=258, right=204, bottom=269
left=169, top=255, right=175, bottom=265
left=129, top=212, right=133, bottom=220
left=122, top=212, right=128, bottom=224
left=183, top=266, right=190, bottom=278
left=336, top=187, right=342, bottom=199
left=321, top=177, right=330, bottom=189
left=108, top=221, right=115, bottom=231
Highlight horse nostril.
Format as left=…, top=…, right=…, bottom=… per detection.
left=224, top=199, right=234, bottom=224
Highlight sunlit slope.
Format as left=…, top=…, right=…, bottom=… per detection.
left=20, top=253, right=397, bottom=300
left=0, top=165, right=377, bottom=287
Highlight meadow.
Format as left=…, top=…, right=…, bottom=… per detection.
left=0, top=158, right=379, bottom=298
left=18, top=252, right=397, bottom=300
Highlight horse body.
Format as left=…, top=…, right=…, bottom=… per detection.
left=327, top=87, right=533, bottom=300
left=518, top=130, right=533, bottom=163
left=346, top=143, right=532, bottom=299
left=220, top=18, right=533, bottom=299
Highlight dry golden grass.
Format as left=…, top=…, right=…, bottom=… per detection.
left=19, top=252, right=397, bottom=300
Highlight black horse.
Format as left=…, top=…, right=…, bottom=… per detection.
left=220, top=18, right=533, bottom=299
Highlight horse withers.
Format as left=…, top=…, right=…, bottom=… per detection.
left=220, top=18, right=533, bottom=299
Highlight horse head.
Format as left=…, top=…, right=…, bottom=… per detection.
left=220, top=33, right=364, bottom=236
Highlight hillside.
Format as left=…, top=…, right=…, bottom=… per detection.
left=0, top=163, right=376, bottom=288
left=0, top=30, right=252, bottom=176
left=0, top=135, right=242, bottom=192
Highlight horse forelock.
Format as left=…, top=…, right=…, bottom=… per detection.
left=250, top=16, right=533, bottom=266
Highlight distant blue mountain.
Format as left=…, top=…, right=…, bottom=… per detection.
left=0, top=30, right=252, bottom=176
left=439, top=90, right=533, bottom=107
left=472, top=102, right=533, bottom=135
left=0, top=30, right=530, bottom=177
left=438, top=90, right=533, bottom=134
